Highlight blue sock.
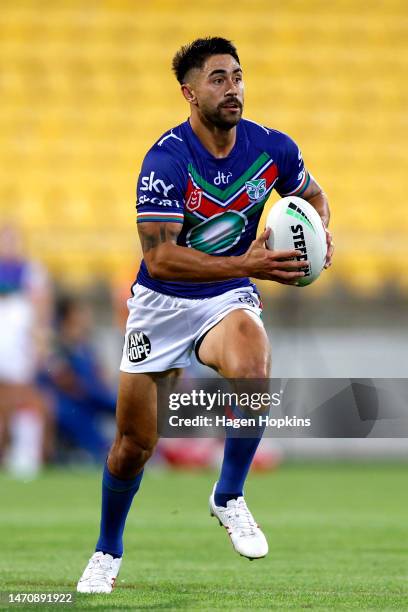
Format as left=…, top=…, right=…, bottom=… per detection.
left=95, top=462, right=143, bottom=558
left=215, top=436, right=262, bottom=507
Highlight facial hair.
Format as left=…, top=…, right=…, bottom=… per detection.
left=200, top=99, right=243, bottom=130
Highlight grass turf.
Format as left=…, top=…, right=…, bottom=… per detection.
left=1, top=463, right=408, bottom=610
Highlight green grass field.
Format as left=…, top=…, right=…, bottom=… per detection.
left=1, top=463, right=408, bottom=610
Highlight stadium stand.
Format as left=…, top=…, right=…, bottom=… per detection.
left=0, top=0, right=406, bottom=293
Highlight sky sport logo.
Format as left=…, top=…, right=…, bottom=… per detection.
left=127, top=331, right=151, bottom=363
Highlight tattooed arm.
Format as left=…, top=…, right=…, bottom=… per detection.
left=138, top=222, right=307, bottom=284
left=138, top=222, right=244, bottom=281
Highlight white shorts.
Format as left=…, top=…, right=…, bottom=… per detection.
left=120, top=283, right=263, bottom=373
left=0, top=294, right=36, bottom=384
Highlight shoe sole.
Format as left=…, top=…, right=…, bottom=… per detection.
left=209, top=507, right=266, bottom=561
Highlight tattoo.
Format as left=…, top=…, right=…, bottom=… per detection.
left=138, top=223, right=181, bottom=254
left=160, top=225, right=166, bottom=244
left=141, top=233, right=159, bottom=253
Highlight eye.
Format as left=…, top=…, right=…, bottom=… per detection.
left=213, top=78, right=223, bottom=85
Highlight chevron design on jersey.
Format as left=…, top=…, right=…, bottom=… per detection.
left=187, top=152, right=270, bottom=202
left=185, top=155, right=278, bottom=226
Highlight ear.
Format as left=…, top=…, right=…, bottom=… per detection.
left=181, top=84, right=197, bottom=105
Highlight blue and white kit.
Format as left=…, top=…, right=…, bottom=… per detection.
left=120, top=118, right=310, bottom=373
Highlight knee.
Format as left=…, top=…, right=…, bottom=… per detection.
left=109, top=432, right=157, bottom=478
left=226, top=356, right=270, bottom=379
left=120, top=433, right=156, bottom=465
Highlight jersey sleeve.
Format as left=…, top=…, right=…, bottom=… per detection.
left=274, top=133, right=311, bottom=197
left=136, top=148, right=185, bottom=224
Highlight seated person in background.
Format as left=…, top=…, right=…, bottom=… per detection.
left=42, top=296, right=116, bottom=463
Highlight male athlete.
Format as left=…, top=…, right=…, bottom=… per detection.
left=78, top=37, right=333, bottom=593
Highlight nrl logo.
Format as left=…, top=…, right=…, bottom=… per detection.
left=186, top=188, right=202, bottom=212
left=245, top=179, right=267, bottom=201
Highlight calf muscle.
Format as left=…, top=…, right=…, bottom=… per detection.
left=107, top=370, right=181, bottom=479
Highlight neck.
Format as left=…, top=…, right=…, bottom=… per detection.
left=189, top=113, right=237, bottom=159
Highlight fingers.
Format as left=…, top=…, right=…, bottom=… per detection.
left=272, top=259, right=308, bottom=271
left=324, top=229, right=335, bottom=269
left=270, top=249, right=305, bottom=261
left=267, top=252, right=309, bottom=272
left=272, top=269, right=307, bottom=280
left=254, top=227, right=271, bottom=245
left=325, top=242, right=334, bottom=268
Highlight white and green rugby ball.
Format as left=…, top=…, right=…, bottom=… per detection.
left=266, top=196, right=327, bottom=286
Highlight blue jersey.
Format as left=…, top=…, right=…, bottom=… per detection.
left=135, top=118, right=310, bottom=298
left=0, top=259, right=29, bottom=295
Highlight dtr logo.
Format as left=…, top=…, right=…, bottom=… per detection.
left=140, top=171, right=174, bottom=197
left=213, top=171, right=232, bottom=185
left=127, top=331, right=151, bottom=363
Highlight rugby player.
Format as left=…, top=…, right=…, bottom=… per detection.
left=78, top=37, right=333, bottom=593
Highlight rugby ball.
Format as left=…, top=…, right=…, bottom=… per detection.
left=266, top=196, right=327, bottom=286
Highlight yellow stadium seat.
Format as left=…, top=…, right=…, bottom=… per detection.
left=0, top=0, right=406, bottom=289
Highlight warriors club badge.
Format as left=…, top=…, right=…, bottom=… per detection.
left=245, top=179, right=267, bottom=201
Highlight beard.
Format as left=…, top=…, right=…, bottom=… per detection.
left=200, top=99, right=243, bottom=130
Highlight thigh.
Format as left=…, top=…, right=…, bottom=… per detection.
left=197, top=309, right=271, bottom=379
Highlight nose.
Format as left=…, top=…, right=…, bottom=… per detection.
left=225, top=77, right=239, bottom=96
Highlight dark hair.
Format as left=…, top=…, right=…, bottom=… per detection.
left=172, top=37, right=240, bottom=84
left=56, top=294, right=84, bottom=325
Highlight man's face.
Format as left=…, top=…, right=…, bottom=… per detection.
left=187, top=54, right=244, bottom=130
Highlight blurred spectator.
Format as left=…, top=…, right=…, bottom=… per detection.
left=0, top=224, right=53, bottom=478
left=41, top=296, right=116, bottom=463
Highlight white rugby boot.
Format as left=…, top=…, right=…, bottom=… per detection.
left=209, top=483, right=268, bottom=560
left=77, top=551, right=122, bottom=593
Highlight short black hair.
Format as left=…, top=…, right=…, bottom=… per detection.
left=56, top=294, right=84, bottom=325
left=172, top=37, right=240, bottom=84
